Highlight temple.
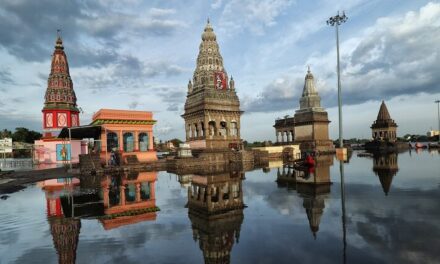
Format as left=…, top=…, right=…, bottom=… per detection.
left=365, top=101, right=408, bottom=151
left=182, top=20, right=242, bottom=150
left=371, top=101, right=397, bottom=142
left=34, top=34, right=87, bottom=166
left=273, top=67, right=333, bottom=153
left=293, top=67, right=333, bottom=153
left=187, top=169, right=244, bottom=263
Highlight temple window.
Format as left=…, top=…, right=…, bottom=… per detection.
left=123, top=132, right=134, bottom=152
left=139, top=132, right=149, bottom=152
left=200, top=122, right=205, bottom=137
left=125, top=183, right=136, bottom=203
left=211, top=187, right=219, bottom=203
left=208, top=121, right=216, bottom=136
left=209, top=58, right=212, bottom=64
left=219, top=121, right=227, bottom=136
left=194, top=124, right=199, bottom=137
left=188, top=124, right=193, bottom=138
left=230, top=122, right=238, bottom=136
left=107, top=132, right=118, bottom=151
left=140, top=182, right=151, bottom=200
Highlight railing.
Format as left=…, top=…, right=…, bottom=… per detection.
left=0, top=158, right=33, bottom=171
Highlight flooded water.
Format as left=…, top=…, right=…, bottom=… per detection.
left=0, top=150, right=439, bottom=263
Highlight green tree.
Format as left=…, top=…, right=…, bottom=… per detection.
left=0, top=129, right=12, bottom=138
left=170, top=138, right=183, bottom=147
left=12, top=127, right=42, bottom=143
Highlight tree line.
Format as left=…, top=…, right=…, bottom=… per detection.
left=0, top=128, right=42, bottom=143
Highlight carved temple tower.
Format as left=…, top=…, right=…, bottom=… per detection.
left=293, top=67, right=333, bottom=153
left=182, top=20, right=242, bottom=150
left=42, top=34, right=80, bottom=138
left=371, top=101, right=398, bottom=142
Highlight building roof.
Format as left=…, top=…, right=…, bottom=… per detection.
left=377, top=101, right=392, bottom=121
left=372, top=101, right=397, bottom=128
left=91, top=109, right=156, bottom=124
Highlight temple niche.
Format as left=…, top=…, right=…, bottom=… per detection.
left=182, top=20, right=242, bottom=150
left=372, top=152, right=399, bottom=196
left=187, top=170, right=245, bottom=263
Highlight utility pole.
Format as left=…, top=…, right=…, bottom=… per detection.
left=327, top=11, right=348, bottom=148
left=436, top=100, right=440, bottom=143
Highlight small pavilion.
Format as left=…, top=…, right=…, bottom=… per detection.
left=371, top=101, right=398, bottom=142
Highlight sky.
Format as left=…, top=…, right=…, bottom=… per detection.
left=0, top=0, right=439, bottom=142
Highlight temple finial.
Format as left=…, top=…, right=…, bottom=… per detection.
left=307, top=65, right=311, bottom=73
left=207, top=17, right=210, bottom=24
left=57, top=29, right=61, bottom=37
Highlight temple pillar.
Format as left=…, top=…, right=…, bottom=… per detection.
left=120, top=185, right=126, bottom=206
left=103, top=184, right=109, bottom=208
left=135, top=183, right=141, bottom=202
left=134, top=131, right=139, bottom=151
left=150, top=181, right=156, bottom=200
left=118, top=130, right=123, bottom=152
left=148, top=131, right=154, bottom=150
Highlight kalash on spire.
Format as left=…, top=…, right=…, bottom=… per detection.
left=42, top=32, right=80, bottom=138
left=182, top=19, right=243, bottom=150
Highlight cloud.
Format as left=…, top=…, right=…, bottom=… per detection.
left=242, top=73, right=304, bottom=112
left=211, top=0, right=223, bottom=10
left=244, top=2, right=440, bottom=113
left=218, top=0, right=293, bottom=36
left=0, top=1, right=184, bottom=65
left=0, top=68, right=15, bottom=86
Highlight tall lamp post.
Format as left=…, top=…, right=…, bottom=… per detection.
left=436, top=100, right=440, bottom=143
left=327, top=11, right=348, bottom=149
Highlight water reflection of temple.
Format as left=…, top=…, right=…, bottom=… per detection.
left=372, top=152, right=399, bottom=196
left=276, top=155, right=333, bottom=238
left=41, top=178, right=81, bottom=264
left=100, top=171, right=158, bottom=230
left=187, top=170, right=245, bottom=264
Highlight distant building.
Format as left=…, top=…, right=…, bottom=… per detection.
left=371, top=101, right=398, bottom=142
left=365, top=101, right=408, bottom=151
left=427, top=130, right=440, bottom=137
left=182, top=20, right=242, bottom=150
left=293, top=67, right=333, bottom=153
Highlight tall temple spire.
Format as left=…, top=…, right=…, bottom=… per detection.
left=192, top=19, right=228, bottom=91
left=42, top=33, right=80, bottom=136
left=298, top=67, right=323, bottom=112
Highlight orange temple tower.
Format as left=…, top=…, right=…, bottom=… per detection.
left=42, top=33, right=80, bottom=138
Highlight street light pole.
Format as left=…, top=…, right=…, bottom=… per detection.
left=436, top=100, right=440, bottom=143
left=327, top=11, right=348, bottom=148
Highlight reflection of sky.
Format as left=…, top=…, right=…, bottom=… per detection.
left=0, top=152, right=439, bottom=263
